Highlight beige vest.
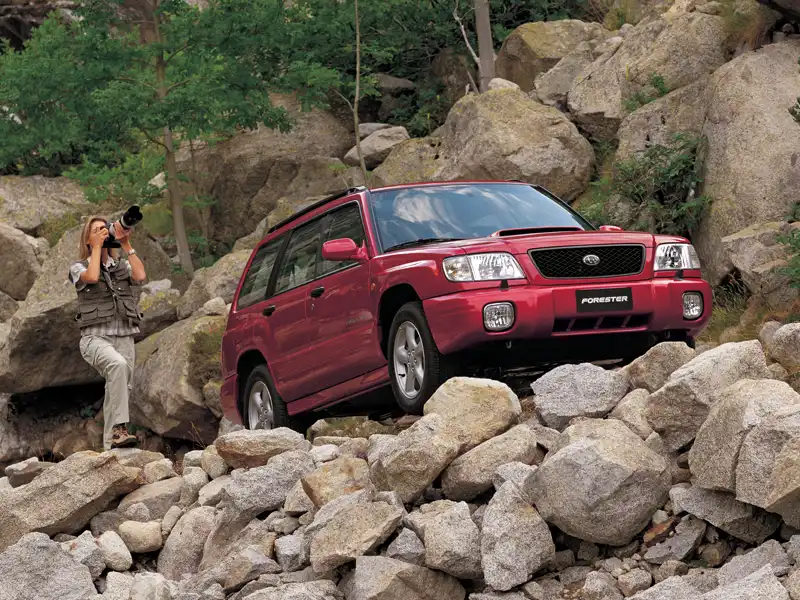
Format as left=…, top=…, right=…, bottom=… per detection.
left=74, top=259, right=142, bottom=330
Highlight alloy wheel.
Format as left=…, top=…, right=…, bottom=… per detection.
left=393, top=320, right=426, bottom=399
left=247, top=380, right=274, bottom=430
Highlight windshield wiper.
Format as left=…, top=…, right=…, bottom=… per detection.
left=384, top=237, right=464, bottom=252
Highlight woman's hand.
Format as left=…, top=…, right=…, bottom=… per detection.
left=88, top=224, right=109, bottom=250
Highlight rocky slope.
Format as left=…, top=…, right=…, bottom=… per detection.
left=2, top=330, right=800, bottom=599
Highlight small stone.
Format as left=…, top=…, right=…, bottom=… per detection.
left=183, top=450, right=203, bottom=468
left=161, top=505, right=183, bottom=537
left=98, top=531, right=133, bottom=572
left=718, top=539, right=790, bottom=585
left=578, top=541, right=601, bottom=562
left=118, top=521, right=163, bottom=554
left=701, top=540, right=731, bottom=567
left=275, top=532, right=310, bottom=573
left=143, top=458, right=178, bottom=484
left=549, top=550, right=575, bottom=571
left=198, top=475, right=231, bottom=507
left=310, top=444, right=340, bottom=464
left=283, top=480, right=316, bottom=516
left=180, top=466, right=210, bottom=507
left=522, top=578, right=564, bottom=600
left=5, top=457, right=54, bottom=488
left=581, top=571, right=623, bottom=600
left=559, top=566, right=594, bottom=586
left=301, top=456, right=372, bottom=508
left=130, top=572, right=173, bottom=600
left=656, top=560, right=689, bottom=583
left=386, top=528, right=425, bottom=565
left=264, top=512, right=301, bottom=536
left=123, top=502, right=152, bottom=522
left=200, top=446, right=229, bottom=480
left=652, top=511, right=670, bottom=525
left=493, top=461, right=538, bottom=493
left=422, top=502, right=482, bottom=579
left=618, top=569, right=652, bottom=596
left=215, top=428, right=310, bottom=469
left=784, top=570, right=800, bottom=600
left=60, top=530, right=105, bottom=579
left=643, top=516, right=706, bottom=564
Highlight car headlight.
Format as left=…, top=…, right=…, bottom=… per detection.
left=654, top=243, right=701, bottom=271
left=443, top=253, right=525, bottom=282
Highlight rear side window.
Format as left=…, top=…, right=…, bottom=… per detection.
left=319, top=203, right=366, bottom=276
left=274, top=218, right=322, bottom=294
left=237, top=238, right=283, bottom=309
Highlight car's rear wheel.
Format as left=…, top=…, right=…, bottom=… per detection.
left=388, top=301, right=453, bottom=414
left=242, top=364, right=290, bottom=430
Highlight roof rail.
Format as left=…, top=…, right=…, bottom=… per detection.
left=266, top=186, right=368, bottom=234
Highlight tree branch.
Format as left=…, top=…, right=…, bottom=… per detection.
left=164, top=41, right=193, bottom=64
left=137, top=127, right=168, bottom=150
left=165, top=79, right=192, bottom=94
left=453, top=0, right=480, bottom=68
left=332, top=88, right=354, bottom=111
left=115, top=76, right=158, bottom=92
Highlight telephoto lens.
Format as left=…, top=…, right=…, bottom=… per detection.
left=103, top=205, right=143, bottom=248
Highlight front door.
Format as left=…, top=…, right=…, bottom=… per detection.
left=307, top=202, right=384, bottom=394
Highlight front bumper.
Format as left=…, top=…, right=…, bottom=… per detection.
left=423, top=277, right=711, bottom=355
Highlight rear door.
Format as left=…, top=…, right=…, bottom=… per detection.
left=251, top=216, right=324, bottom=402
left=306, top=202, right=384, bottom=393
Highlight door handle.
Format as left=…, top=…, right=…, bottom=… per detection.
left=263, top=305, right=276, bottom=316
left=310, top=286, right=325, bottom=298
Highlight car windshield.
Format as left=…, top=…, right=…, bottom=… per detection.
left=369, top=183, right=593, bottom=252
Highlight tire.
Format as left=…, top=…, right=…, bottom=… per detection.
left=241, top=364, right=290, bottom=431
left=387, top=301, right=453, bottom=414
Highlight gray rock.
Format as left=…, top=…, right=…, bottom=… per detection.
left=184, top=451, right=204, bottom=469
left=60, top=530, right=106, bottom=579
left=359, top=123, right=393, bottom=139
left=645, top=340, right=771, bottom=452
left=610, top=389, right=654, bottom=439
left=718, top=540, right=790, bottom=585
left=370, top=413, right=460, bottom=504
left=158, top=506, right=217, bottom=582
left=618, top=569, right=652, bottom=597
left=531, top=363, right=630, bottom=430
left=643, top=516, right=706, bottom=565
left=219, top=546, right=281, bottom=593
left=105, top=572, right=135, bottom=600
left=275, top=532, right=310, bottom=573
left=481, top=481, right=555, bottom=591
left=521, top=579, right=564, bottom=600
left=283, top=480, right=316, bottom=516
left=0, top=532, right=99, bottom=599
left=198, top=475, right=231, bottom=507
left=162, top=506, right=184, bottom=538
left=786, top=534, right=800, bottom=563
left=200, top=446, right=228, bottom=480
left=119, top=476, right=184, bottom=521
left=628, top=576, right=700, bottom=600
left=123, top=502, right=152, bottom=522
left=202, top=450, right=315, bottom=567
left=349, top=555, right=465, bottom=600
left=0, top=451, right=140, bottom=552
left=493, top=461, right=537, bottom=494
left=240, top=580, right=341, bottom=600
left=119, top=521, right=163, bottom=554
left=301, top=456, right=372, bottom=508
left=784, top=570, right=800, bottom=600
left=689, top=379, right=800, bottom=492
left=735, top=405, right=800, bottom=527
left=656, top=561, right=690, bottom=583
left=344, top=126, right=411, bottom=170
left=264, top=511, right=300, bottom=536
left=310, top=445, right=340, bottom=465
left=215, top=428, right=310, bottom=470
left=559, top=566, right=594, bottom=586
left=669, top=486, right=780, bottom=544
left=581, top=572, right=623, bottom=600
left=310, top=502, right=403, bottom=572
left=441, top=424, right=541, bottom=501
left=422, top=377, right=521, bottom=453
left=529, top=431, right=670, bottom=545
left=622, top=342, right=696, bottom=393
left=386, top=528, right=425, bottom=565
left=98, top=530, right=133, bottom=572
left=420, top=502, right=482, bottom=579
left=180, top=467, right=210, bottom=507
left=701, top=565, right=788, bottom=600
left=5, top=456, right=54, bottom=487
left=767, top=322, right=800, bottom=371
left=144, top=459, right=178, bottom=484
left=549, top=418, right=644, bottom=455
left=130, top=572, right=174, bottom=600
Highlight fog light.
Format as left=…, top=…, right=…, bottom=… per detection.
left=484, top=302, right=515, bottom=331
left=683, top=292, right=703, bottom=320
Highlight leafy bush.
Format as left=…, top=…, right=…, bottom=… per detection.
left=582, top=133, right=710, bottom=239
left=623, top=72, right=669, bottom=113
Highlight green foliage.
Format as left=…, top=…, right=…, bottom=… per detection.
left=778, top=227, right=800, bottom=289
left=582, top=133, right=710, bottom=239
left=623, top=72, right=670, bottom=113
left=66, top=148, right=164, bottom=208
left=699, top=273, right=750, bottom=342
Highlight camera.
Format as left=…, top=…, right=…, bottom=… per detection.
left=103, top=205, right=144, bottom=248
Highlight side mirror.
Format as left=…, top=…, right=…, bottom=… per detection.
left=322, top=238, right=367, bottom=262
left=599, top=225, right=624, bottom=232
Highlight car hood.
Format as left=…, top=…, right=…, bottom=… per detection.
left=424, top=230, right=667, bottom=255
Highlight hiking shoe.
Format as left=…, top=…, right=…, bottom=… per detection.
left=111, top=424, right=138, bottom=449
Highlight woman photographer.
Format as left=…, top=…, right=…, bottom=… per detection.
left=68, top=215, right=147, bottom=449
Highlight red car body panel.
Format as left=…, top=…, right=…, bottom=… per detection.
left=220, top=181, right=712, bottom=426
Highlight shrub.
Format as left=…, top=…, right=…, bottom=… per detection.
left=582, top=133, right=710, bottom=239
left=623, top=72, right=669, bottom=113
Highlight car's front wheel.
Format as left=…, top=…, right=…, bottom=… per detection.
left=388, top=301, right=453, bottom=414
left=242, top=364, right=290, bottom=430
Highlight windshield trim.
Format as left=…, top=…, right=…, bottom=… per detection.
left=366, top=182, right=595, bottom=254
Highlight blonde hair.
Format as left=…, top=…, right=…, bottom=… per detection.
left=78, top=216, right=111, bottom=261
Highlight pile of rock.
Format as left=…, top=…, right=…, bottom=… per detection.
left=1, top=328, right=800, bottom=599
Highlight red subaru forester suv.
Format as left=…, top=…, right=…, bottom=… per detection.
left=220, top=181, right=711, bottom=430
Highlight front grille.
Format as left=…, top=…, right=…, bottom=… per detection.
left=553, top=314, right=651, bottom=333
left=530, top=245, right=645, bottom=279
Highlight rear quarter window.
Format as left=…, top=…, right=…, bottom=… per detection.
left=237, top=238, right=283, bottom=309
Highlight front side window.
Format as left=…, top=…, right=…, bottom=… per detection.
left=319, top=203, right=366, bottom=276
left=237, top=237, right=283, bottom=309
left=369, top=183, right=593, bottom=252
left=274, top=219, right=322, bottom=294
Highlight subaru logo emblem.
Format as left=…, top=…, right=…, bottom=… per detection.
left=583, top=254, right=600, bottom=266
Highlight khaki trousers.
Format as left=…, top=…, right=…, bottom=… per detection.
left=79, top=335, right=135, bottom=450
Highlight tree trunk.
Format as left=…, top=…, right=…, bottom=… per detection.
left=474, top=0, right=494, bottom=92
left=353, top=0, right=369, bottom=185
